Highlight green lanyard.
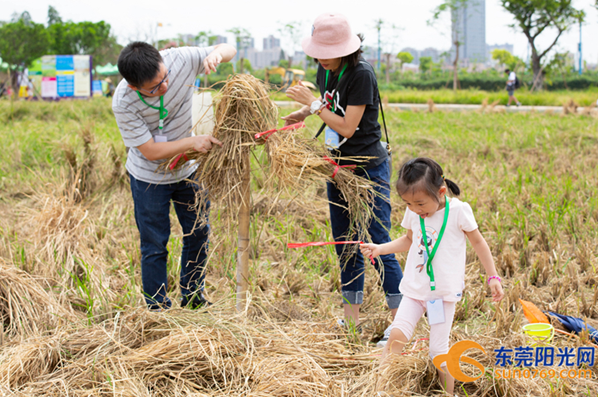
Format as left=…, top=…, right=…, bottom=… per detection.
left=324, top=63, right=348, bottom=112
left=136, top=91, right=169, bottom=131
left=419, top=196, right=450, bottom=291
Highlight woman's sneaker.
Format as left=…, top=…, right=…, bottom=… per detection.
left=376, top=325, right=393, bottom=348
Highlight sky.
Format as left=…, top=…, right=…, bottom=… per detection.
left=2, top=0, right=598, bottom=64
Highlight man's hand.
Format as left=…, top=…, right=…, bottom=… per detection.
left=189, top=135, right=222, bottom=153
left=203, top=52, right=223, bottom=75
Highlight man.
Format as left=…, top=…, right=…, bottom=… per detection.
left=505, top=69, right=521, bottom=107
left=113, top=41, right=236, bottom=310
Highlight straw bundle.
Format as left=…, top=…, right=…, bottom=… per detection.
left=0, top=260, right=77, bottom=338
left=160, top=74, right=379, bottom=241
left=160, top=74, right=278, bottom=215
left=264, top=128, right=379, bottom=242
left=0, top=332, right=64, bottom=388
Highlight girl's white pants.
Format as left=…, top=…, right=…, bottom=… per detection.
left=390, top=295, right=457, bottom=359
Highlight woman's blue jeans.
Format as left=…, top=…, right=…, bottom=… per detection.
left=129, top=173, right=209, bottom=310
left=327, top=158, right=403, bottom=309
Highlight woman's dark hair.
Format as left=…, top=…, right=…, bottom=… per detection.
left=314, top=33, right=365, bottom=73
left=396, top=157, right=460, bottom=201
left=117, top=41, right=163, bottom=87
left=505, top=69, right=511, bottom=74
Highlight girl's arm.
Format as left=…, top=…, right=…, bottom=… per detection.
left=360, top=230, right=413, bottom=260
left=465, top=229, right=504, bottom=302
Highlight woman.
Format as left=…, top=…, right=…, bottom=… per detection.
left=285, top=13, right=403, bottom=333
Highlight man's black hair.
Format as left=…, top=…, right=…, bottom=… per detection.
left=117, top=42, right=163, bottom=87
left=314, top=33, right=365, bottom=75
left=505, top=69, right=511, bottom=73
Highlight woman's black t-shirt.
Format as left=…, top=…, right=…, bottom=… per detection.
left=316, top=59, right=387, bottom=169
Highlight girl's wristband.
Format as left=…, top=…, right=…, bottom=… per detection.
left=487, top=276, right=501, bottom=285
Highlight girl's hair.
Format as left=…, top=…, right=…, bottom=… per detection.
left=396, top=158, right=460, bottom=201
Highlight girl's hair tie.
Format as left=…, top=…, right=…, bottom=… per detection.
left=441, top=175, right=445, bottom=181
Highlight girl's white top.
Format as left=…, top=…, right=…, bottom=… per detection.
left=399, top=197, right=478, bottom=303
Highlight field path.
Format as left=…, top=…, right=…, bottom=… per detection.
left=274, top=100, right=595, bottom=114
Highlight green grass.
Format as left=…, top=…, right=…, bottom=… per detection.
left=271, top=87, right=598, bottom=107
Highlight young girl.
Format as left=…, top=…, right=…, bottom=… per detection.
left=360, top=157, right=504, bottom=395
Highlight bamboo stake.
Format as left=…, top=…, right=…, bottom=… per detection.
left=236, top=150, right=251, bottom=312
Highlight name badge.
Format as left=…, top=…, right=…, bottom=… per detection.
left=426, top=299, right=446, bottom=325
left=324, top=126, right=339, bottom=148
left=154, top=135, right=167, bottom=143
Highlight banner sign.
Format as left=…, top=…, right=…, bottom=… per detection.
left=34, top=55, right=92, bottom=99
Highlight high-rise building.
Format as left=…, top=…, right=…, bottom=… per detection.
left=214, top=35, right=228, bottom=45
left=452, top=0, right=486, bottom=64
left=263, top=35, right=281, bottom=50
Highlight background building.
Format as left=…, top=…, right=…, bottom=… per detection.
left=420, top=47, right=441, bottom=63
left=452, top=0, right=486, bottom=64
left=263, top=35, right=280, bottom=50
left=214, top=35, right=228, bottom=45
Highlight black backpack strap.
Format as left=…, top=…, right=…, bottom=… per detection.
left=313, top=122, right=326, bottom=139
left=377, top=88, right=390, bottom=154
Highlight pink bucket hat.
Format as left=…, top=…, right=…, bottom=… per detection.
left=301, top=13, right=361, bottom=59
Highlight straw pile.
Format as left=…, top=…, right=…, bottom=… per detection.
left=0, top=259, right=77, bottom=338
left=160, top=74, right=278, bottom=215
left=161, top=74, right=379, bottom=240
left=263, top=128, right=379, bottom=242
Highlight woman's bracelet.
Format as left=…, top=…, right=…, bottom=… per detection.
left=487, top=275, right=502, bottom=285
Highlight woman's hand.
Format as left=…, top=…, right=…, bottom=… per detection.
left=285, top=81, right=318, bottom=106
left=488, top=279, right=504, bottom=302
left=360, top=243, right=382, bottom=261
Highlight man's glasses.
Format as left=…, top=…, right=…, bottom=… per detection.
left=140, top=69, right=171, bottom=94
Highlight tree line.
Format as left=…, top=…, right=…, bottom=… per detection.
left=0, top=6, right=121, bottom=95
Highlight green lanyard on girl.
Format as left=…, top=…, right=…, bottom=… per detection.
left=136, top=91, right=169, bottom=131
left=419, top=196, right=449, bottom=291
left=324, top=63, right=348, bottom=113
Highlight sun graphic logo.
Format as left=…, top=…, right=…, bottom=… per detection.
left=433, top=341, right=486, bottom=383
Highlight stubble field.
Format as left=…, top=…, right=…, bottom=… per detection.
left=0, top=97, right=596, bottom=396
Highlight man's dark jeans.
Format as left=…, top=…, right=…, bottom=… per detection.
left=129, top=173, right=209, bottom=310
left=327, top=158, right=403, bottom=309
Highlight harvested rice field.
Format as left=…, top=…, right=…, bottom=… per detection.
left=0, top=93, right=597, bottom=396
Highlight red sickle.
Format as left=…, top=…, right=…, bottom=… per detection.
left=254, top=121, right=306, bottom=140
left=287, top=240, right=375, bottom=264
left=254, top=128, right=277, bottom=140
left=323, top=156, right=356, bottom=178
left=279, top=121, right=305, bottom=131
left=169, top=153, right=189, bottom=170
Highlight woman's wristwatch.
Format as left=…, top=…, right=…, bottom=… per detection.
left=310, top=100, right=323, bottom=114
